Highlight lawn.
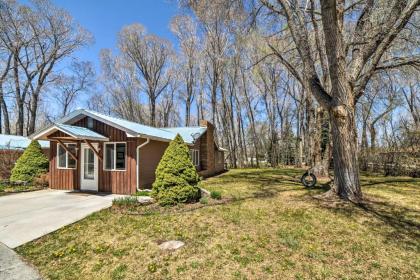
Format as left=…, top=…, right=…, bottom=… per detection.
left=17, top=168, right=420, bottom=280
left=0, top=183, right=45, bottom=196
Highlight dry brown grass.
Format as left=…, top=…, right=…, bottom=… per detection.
left=17, top=168, right=420, bottom=280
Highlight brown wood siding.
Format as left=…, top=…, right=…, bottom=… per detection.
left=76, top=117, right=137, bottom=194
left=49, top=117, right=138, bottom=194
left=138, top=139, right=169, bottom=188
left=49, top=141, right=80, bottom=190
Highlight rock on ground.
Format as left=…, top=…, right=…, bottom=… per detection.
left=136, top=196, right=154, bottom=205
left=158, top=240, right=185, bottom=250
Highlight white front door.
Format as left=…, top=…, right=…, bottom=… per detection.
left=80, top=143, right=98, bottom=192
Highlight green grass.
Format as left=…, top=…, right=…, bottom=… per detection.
left=0, top=184, right=44, bottom=196
left=112, top=196, right=138, bottom=206
left=135, top=190, right=152, bottom=196
left=17, top=168, right=420, bottom=279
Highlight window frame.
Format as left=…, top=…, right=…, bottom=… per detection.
left=56, top=143, right=77, bottom=170
left=190, top=149, right=200, bottom=167
left=103, top=142, right=126, bottom=171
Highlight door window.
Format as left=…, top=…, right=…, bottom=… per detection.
left=84, top=148, right=95, bottom=180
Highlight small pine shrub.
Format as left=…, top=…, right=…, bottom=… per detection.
left=210, top=191, right=222, bottom=200
left=10, top=140, right=48, bottom=183
left=152, top=134, right=201, bottom=206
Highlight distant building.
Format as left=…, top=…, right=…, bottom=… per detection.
left=0, top=134, right=50, bottom=179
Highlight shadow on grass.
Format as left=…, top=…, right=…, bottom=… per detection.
left=359, top=199, right=419, bottom=233
left=361, top=179, right=419, bottom=188
left=205, top=168, right=336, bottom=204
left=317, top=195, right=420, bottom=249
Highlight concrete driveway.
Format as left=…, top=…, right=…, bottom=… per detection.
left=0, top=189, right=120, bottom=248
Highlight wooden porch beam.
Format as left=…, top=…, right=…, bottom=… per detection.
left=49, top=137, right=79, bottom=142
left=84, top=139, right=102, bottom=161
left=56, top=139, right=78, bottom=161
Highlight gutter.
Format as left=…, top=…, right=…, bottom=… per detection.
left=136, top=138, right=150, bottom=192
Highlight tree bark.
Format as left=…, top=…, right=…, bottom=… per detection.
left=330, top=105, right=362, bottom=201
left=0, top=87, right=10, bottom=134
left=360, top=122, right=369, bottom=171
left=320, top=0, right=362, bottom=201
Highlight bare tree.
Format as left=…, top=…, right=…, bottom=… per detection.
left=99, top=49, right=145, bottom=122
left=119, top=24, right=172, bottom=127
left=402, top=82, right=420, bottom=130
left=259, top=0, right=419, bottom=201
left=0, top=0, right=92, bottom=135
left=171, top=15, right=200, bottom=126
left=51, top=60, right=94, bottom=117
left=0, top=45, right=12, bottom=134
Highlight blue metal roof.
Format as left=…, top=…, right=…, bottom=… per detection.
left=29, top=109, right=210, bottom=145
left=161, top=127, right=207, bottom=144
left=56, top=109, right=208, bottom=144
left=55, top=124, right=109, bottom=140
left=81, top=110, right=178, bottom=141
left=0, top=134, right=50, bottom=150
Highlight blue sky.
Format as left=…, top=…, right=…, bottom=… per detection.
left=53, top=0, right=181, bottom=70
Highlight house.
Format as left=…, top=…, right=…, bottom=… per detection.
left=30, top=109, right=226, bottom=194
left=0, top=134, right=50, bottom=179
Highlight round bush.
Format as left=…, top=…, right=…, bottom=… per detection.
left=10, top=140, right=49, bottom=183
left=152, top=134, right=201, bottom=206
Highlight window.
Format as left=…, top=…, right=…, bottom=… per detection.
left=104, top=142, right=126, bottom=170
left=87, top=117, right=94, bottom=129
left=57, top=143, right=77, bottom=169
left=189, top=149, right=200, bottom=166
left=217, top=151, right=224, bottom=164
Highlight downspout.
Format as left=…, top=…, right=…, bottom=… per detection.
left=136, top=138, right=150, bottom=192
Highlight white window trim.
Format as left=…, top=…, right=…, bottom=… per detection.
left=56, top=143, right=77, bottom=170
left=103, top=142, right=127, bottom=171
left=190, top=149, right=200, bottom=167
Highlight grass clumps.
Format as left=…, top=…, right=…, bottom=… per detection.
left=199, top=197, right=208, bottom=204
left=10, top=140, right=48, bottom=183
left=152, top=134, right=201, bottom=206
left=210, top=190, right=222, bottom=200
left=135, top=190, right=151, bottom=196
left=112, top=196, right=138, bottom=206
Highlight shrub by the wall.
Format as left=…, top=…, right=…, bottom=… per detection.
left=152, top=134, right=201, bottom=206
left=10, top=140, right=49, bottom=183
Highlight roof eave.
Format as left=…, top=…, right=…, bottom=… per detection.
left=61, top=110, right=141, bottom=138
left=30, top=125, right=109, bottom=142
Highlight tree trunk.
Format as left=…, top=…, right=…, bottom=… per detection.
left=150, top=98, right=156, bottom=127
left=312, top=108, right=329, bottom=177
left=360, top=122, right=369, bottom=171
left=319, top=0, right=362, bottom=202
left=28, top=93, right=40, bottom=135
left=330, top=105, right=362, bottom=202
left=13, top=55, right=24, bottom=136
left=185, top=101, right=191, bottom=126
left=370, top=124, right=376, bottom=150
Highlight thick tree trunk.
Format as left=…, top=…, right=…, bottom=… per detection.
left=330, top=105, right=362, bottom=202
left=312, top=108, right=329, bottom=177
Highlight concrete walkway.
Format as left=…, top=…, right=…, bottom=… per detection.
left=0, top=242, right=42, bottom=280
left=0, top=189, right=121, bottom=248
